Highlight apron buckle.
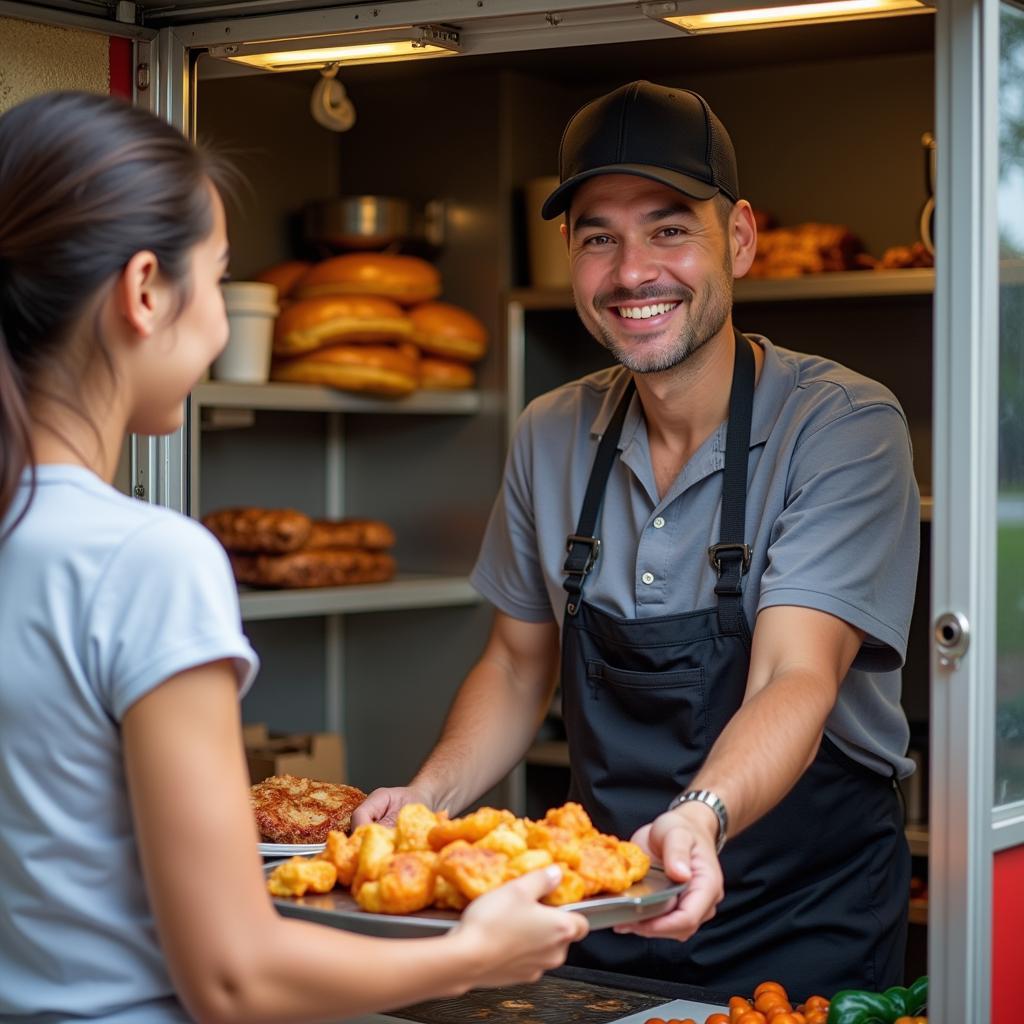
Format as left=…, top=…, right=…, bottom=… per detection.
left=707, top=542, right=751, bottom=575
left=564, top=535, right=601, bottom=576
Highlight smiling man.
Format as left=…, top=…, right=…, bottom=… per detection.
left=356, top=81, right=920, bottom=999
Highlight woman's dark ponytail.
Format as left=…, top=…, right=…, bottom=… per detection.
left=0, top=323, right=35, bottom=538
left=0, top=91, right=234, bottom=534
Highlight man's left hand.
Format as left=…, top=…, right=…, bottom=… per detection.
left=613, top=805, right=724, bottom=941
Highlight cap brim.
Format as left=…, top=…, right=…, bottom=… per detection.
left=541, top=164, right=721, bottom=221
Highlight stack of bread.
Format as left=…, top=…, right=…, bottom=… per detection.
left=253, top=254, right=488, bottom=398
left=203, top=507, right=397, bottom=589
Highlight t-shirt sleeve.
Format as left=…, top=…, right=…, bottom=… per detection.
left=756, top=400, right=920, bottom=672
left=470, top=403, right=556, bottom=623
left=87, top=513, right=259, bottom=720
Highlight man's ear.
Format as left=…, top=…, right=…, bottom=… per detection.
left=560, top=221, right=569, bottom=247
left=116, top=251, right=162, bottom=339
left=730, top=200, right=757, bottom=279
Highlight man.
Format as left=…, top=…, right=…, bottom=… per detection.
left=356, top=81, right=919, bottom=998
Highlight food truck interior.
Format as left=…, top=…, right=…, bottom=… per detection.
left=184, top=8, right=937, bottom=979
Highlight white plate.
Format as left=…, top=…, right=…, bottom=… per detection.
left=266, top=864, right=686, bottom=937
left=259, top=841, right=327, bottom=858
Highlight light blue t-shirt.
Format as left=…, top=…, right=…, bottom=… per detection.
left=0, top=466, right=259, bottom=1022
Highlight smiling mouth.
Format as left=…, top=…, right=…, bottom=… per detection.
left=614, top=301, right=680, bottom=320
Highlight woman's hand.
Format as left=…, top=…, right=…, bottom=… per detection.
left=448, top=867, right=589, bottom=987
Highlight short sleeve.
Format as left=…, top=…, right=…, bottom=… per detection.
left=471, top=404, right=556, bottom=622
left=86, top=513, right=259, bottom=720
left=757, top=401, right=920, bottom=671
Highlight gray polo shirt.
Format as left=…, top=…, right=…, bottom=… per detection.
left=471, top=335, right=919, bottom=779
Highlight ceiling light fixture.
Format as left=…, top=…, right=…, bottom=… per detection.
left=642, top=0, right=931, bottom=33
left=210, top=24, right=461, bottom=72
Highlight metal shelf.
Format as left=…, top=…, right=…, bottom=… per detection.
left=507, top=269, right=935, bottom=311
left=238, top=574, right=483, bottom=621
left=192, top=381, right=481, bottom=415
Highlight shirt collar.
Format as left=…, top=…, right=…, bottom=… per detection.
left=588, top=334, right=794, bottom=451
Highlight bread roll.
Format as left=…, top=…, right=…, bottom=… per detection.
left=231, top=548, right=397, bottom=588
left=254, top=261, right=312, bottom=301
left=418, top=356, right=476, bottom=391
left=307, top=519, right=396, bottom=551
left=202, top=507, right=312, bottom=553
left=409, top=302, right=488, bottom=363
left=273, top=296, right=412, bottom=356
left=271, top=343, right=420, bottom=397
left=294, top=254, right=441, bottom=306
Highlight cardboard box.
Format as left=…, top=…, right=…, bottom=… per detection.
left=243, top=723, right=346, bottom=784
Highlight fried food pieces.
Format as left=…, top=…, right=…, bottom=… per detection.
left=267, top=856, right=337, bottom=897
left=273, top=801, right=651, bottom=915
left=250, top=774, right=367, bottom=844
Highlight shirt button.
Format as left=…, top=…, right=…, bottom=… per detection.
left=653, top=516, right=666, bottom=529
left=641, top=571, right=655, bottom=585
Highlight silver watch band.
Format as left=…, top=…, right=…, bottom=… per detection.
left=667, top=789, right=729, bottom=853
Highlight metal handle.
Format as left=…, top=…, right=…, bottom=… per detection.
left=934, top=610, right=970, bottom=668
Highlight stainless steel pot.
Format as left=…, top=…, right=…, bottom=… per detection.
left=305, top=196, right=413, bottom=250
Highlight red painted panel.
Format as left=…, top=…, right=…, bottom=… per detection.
left=108, top=36, right=132, bottom=99
left=993, top=844, right=1024, bottom=1024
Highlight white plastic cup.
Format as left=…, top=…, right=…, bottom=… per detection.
left=212, top=282, right=279, bottom=384
left=524, top=175, right=571, bottom=290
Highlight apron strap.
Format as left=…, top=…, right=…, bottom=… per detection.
left=711, top=329, right=756, bottom=635
left=562, top=379, right=636, bottom=616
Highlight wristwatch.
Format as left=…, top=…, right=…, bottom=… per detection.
left=667, top=789, right=729, bottom=854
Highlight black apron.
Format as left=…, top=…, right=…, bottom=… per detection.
left=560, top=331, right=909, bottom=1001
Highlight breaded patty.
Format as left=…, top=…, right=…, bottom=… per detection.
left=251, top=774, right=367, bottom=844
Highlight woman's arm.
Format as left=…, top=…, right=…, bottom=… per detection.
left=123, top=660, right=585, bottom=1024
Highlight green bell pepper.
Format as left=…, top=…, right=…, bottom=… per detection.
left=826, top=975, right=927, bottom=1024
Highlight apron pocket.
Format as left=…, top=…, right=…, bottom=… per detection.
left=578, top=660, right=710, bottom=797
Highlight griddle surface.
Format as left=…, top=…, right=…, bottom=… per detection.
left=395, top=975, right=665, bottom=1023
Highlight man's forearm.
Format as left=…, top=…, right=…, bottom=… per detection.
left=410, top=656, right=555, bottom=814
left=686, top=666, right=835, bottom=840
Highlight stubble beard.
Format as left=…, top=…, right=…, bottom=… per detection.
left=582, top=257, right=734, bottom=375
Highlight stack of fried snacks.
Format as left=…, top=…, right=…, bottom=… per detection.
left=266, top=801, right=650, bottom=913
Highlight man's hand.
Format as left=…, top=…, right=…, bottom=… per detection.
left=352, top=786, right=434, bottom=828
left=613, top=803, right=724, bottom=941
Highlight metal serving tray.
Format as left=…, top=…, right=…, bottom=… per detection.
left=266, top=864, right=686, bottom=938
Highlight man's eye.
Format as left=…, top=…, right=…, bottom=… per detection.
left=658, top=226, right=685, bottom=238
left=583, top=234, right=612, bottom=247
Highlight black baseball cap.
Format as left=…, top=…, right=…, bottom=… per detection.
left=541, top=80, right=739, bottom=221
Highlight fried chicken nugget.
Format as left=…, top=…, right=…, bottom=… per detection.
left=436, top=839, right=509, bottom=900
left=541, top=862, right=587, bottom=906
left=433, top=874, right=469, bottom=911
left=395, top=803, right=439, bottom=852
left=267, top=856, right=337, bottom=897
left=351, top=823, right=396, bottom=895
left=543, top=802, right=598, bottom=839
left=525, top=821, right=582, bottom=869
left=319, top=828, right=363, bottom=887
left=428, top=806, right=515, bottom=850
left=576, top=835, right=631, bottom=897
left=505, top=848, right=554, bottom=880
left=474, top=823, right=528, bottom=858
left=355, top=851, right=438, bottom=914
left=619, top=840, right=651, bottom=885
